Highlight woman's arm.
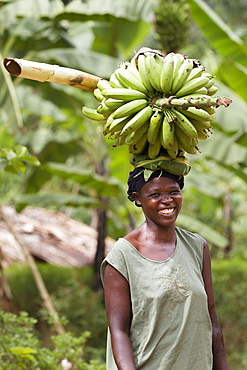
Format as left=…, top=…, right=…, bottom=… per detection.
left=202, top=239, right=229, bottom=370
left=104, top=263, right=136, bottom=370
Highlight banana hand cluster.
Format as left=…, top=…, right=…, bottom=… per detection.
left=82, top=48, right=232, bottom=176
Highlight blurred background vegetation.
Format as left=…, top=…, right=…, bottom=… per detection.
left=0, top=0, right=247, bottom=368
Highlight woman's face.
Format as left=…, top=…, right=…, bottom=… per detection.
left=133, top=176, right=182, bottom=228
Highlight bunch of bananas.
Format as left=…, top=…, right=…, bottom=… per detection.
left=82, top=48, right=232, bottom=176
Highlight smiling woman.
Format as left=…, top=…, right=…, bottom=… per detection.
left=100, top=168, right=229, bottom=370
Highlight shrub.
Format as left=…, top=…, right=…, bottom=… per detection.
left=0, top=308, right=106, bottom=369
left=6, top=264, right=107, bottom=363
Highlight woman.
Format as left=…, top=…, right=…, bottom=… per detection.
left=101, top=167, right=228, bottom=370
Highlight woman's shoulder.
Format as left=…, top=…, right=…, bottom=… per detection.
left=176, top=226, right=203, bottom=244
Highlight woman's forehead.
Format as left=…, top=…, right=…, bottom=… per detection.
left=141, top=176, right=180, bottom=192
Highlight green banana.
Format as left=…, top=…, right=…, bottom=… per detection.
left=148, top=135, right=162, bottom=160
left=109, top=116, right=132, bottom=134
left=175, top=124, right=193, bottom=148
left=93, top=88, right=104, bottom=102
left=104, top=98, right=125, bottom=109
left=112, top=99, right=148, bottom=119
left=202, top=106, right=215, bottom=115
left=204, top=78, right=215, bottom=89
left=177, top=134, right=198, bottom=155
left=196, top=128, right=209, bottom=140
left=175, top=76, right=210, bottom=97
left=125, top=121, right=149, bottom=145
left=160, top=52, right=175, bottom=95
left=187, top=66, right=204, bottom=81
left=102, top=88, right=148, bottom=101
left=172, top=108, right=199, bottom=138
left=166, top=133, right=179, bottom=159
left=194, top=87, right=208, bottom=95
left=160, top=112, right=175, bottom=150
left=115, top=67, right=149, bottom=95
left=207, top=85, right=218, bottom=96
left=110, top=71, right=125, bottom=88
left=171, top=58, right=194, bottom=94
left=120, top=105, right=153, bottom=136
left=147, top=109, right=163, bottom=145
left=97, top=101, right=113, bottom=116
left=189, top=118, right=212, bottom=130
left=172, top=53, right=185, bottom=78
left=129, top=132, right=148, bottom=155
left=137, top=53, right=156, bottom=94
left=145, top=52, right=164, bottom=92
left=176, top=106, right=213, bottom=122
left=97, top=79, right=111, bottom=91
left=82, top=106, right=107, bottom=122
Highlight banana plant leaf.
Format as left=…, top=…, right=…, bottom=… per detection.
left=213, top=81, right=247, bottom=133
left=177, top=213, right=229, bottom=248
left=199, top=131, right=247, bottom=167
left=14, top=192, right=102, bottom=209
left=188, top=0, right=247, bottom=67
left=44, top=162, right=123, bottom=197
left=55, top=0, right=154, bottom=23
left=216, top=61, right=247, bottom=102
left=23, top=140, right=83, bottom=193
left=34, top=48, right=120, bottom=79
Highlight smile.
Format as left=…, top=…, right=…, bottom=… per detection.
left=158, top=208, right=175, bottom=215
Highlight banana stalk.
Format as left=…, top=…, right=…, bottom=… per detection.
left=3, top=57, right=101, bottom=92
left=153, top=96, right=232, bottom=109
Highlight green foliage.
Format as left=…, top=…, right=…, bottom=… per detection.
left=6, top=264, right=107, bottom=362
left=0, top=145, right=40, bottom=178
left=212, top=256, right=247, bottom=369
left=0, top=308, right=106, bottom=369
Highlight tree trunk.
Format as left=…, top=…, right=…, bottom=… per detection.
left=223, top=189, right=233, bottom=257
left=93, top=155, right=109, bottom=292
left=93, top=206, right=107, bottom=292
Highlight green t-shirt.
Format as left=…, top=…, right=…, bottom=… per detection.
left=101, top=227, right=213, bottom=369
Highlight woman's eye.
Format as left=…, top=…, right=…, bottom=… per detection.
left=170, top=190, right=180, bottom=195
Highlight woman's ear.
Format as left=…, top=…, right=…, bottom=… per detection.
left=132, top=192, right=142, bottom=207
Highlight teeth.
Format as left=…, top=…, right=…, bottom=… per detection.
left=159, top=208, right=174, bottom=215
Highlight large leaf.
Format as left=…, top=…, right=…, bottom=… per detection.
left=16, top=85, right=66, bottom=122
left=188, top=0, right=247, bottom=67
left=177, top=213, right=228, bottom=248
left=213, top=81, right=247, bottom=132
left=182, top=166, right=225, bottom=199
left=14, top=192, right=102, bottom=208
left=91, top=19, right=151, bottom=58
left=216, top=61, right=247, bottom=102
left=0, top=0, right=63, bottom=23
left=24, top=140, right=83, bottom=193
left=199, top=131, right=247, bottom=167
left=44, top=162, right=123, bottom=197
left=34, top=48, right=121, bottom=79
left=55, top=0, right=154, bottom=23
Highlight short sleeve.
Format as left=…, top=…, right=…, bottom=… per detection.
left=100, top=239, right=130, bottom=286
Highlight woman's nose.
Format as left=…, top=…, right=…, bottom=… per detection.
left=161, top=195, right=173, bottom=203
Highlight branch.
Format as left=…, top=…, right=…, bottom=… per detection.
left=154, top=96, right=232, bottom=109
left=3, top=57, right=102, bottom=92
